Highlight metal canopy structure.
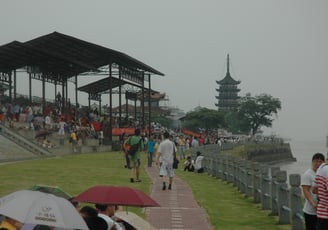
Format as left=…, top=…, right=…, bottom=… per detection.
left=0, top=32, right=164, bottom=142
left=24, top=31, right=164, bottom=78
left=0, top=31, right=164, bottom=89
left=78, top=77, right=127, bottom=95
left=78, top=76, right=163, bottom=123
left=0, top=40, right=97, bottom=81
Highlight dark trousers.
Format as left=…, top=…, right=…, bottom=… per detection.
left=196, top=168, right=204, bottom=173
left=147, top=152, right=153, bottom=167
left=125, top=154, right=130, bottom=169
left=317, top=218, right=328, bottom=230
left=304, top=213, right=317, bottom=230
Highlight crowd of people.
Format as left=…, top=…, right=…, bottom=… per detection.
left=121, top=129, right=206, bottom=192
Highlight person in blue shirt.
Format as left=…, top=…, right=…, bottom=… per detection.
left=146, top=134, right=156, bottom=167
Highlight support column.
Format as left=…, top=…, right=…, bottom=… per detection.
left=29, top=73, right=32, bottom=103
left=61, top=81, right=65, bottom=114
left=75, top=75, right=78, bottom=108
left=125, top=93, right=128, bottom=119
left=109, top=64, right=113, bottom=143
left=118, top=67, right=122, bottom=125
left=42, top=75, right=45, bottom=115
left=8, top=72, right=12, bottom=103
left=148, top=74, right=151, bottom=136
left=141, top=72, right=145, bottom=130
left=13, top=70, right=16, bottom=102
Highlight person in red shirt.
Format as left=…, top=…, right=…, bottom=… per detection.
left=314, top=157, right=328, bottom=229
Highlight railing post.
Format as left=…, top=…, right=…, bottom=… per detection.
left=239, top=160, right=247, bottom=194
left=234, top=158, right=241, bottom=190
left=202, top=151, right=209, bottom=174
left=227, top=155, right=234, bottom=183
left=253, top=162, right=261, bottom=203
left=222, top=155, right=228, bottom=181
left=289, top=174, right=304, bottom=230
left=218, top=156, right=224, bottom=180
left=261, top=164, right=271, bottom=210
left=210, top=152, right=215, bottom=176
left=270, top=167, right=280, bottom=216
left=245, top=161, right=253, bottom=197
left=232, top=157, right=239, bottom=187
left=206, top=153, right=212, bottom=176
left=277, top=170, right=290, bottom=224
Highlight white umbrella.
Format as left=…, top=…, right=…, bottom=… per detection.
left=0, top=190, right=88, bottom=230
left=115, top=211, right=157, bottom=230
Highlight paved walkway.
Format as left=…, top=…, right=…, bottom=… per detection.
left=145, top=166, right=213, bottom=230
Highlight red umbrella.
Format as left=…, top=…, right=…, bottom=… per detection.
left=73, top=185, right=160, bottom=207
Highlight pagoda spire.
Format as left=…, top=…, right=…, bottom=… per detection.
left=227, top=54, right=230, bottom=74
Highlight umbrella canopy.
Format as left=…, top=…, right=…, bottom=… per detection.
left=21, top=224, right=81, bottom=230
left=0, top=190, right=88, bottom=230
left=115, top=211, right=157, bottom=230
left=29, top=185, right=72, bottom=199
left=74, top=185, right=160, bottom=207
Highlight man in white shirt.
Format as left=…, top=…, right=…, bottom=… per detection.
left=156, top=131, right=177, bottom=190
left=191, top=136, right=199, bottom=148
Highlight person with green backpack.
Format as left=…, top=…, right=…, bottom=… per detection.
left=124, top=128, right=144, bottom=183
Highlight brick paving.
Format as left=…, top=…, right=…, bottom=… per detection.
left=145, top=166, right=213, bottom=230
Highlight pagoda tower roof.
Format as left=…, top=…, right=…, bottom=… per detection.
left=216, top=54, right=241, bottom=85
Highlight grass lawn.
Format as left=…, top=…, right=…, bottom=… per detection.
left=0, top=151, right=292, bottom=229
left=176, top=169, right=292, bottom=230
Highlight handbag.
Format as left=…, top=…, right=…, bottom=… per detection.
left=172, top=143, right=179, bottom=169
left=173, top=157, right=179, bottom=169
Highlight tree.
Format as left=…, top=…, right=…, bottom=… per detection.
left=237, top=93, right=281, bottom=136
left=224, top=111, right=247, bottom=134
left=151, top=113, right=174, bottom=128
left=181, top=108, right=225, bottom=133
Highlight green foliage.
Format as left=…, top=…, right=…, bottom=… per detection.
left=151, top=113, right=173, bottom=128
left=182, top=108, right=225, bottom=132
left=181, top=93, right=281, bottom=136
left=176, top=170, right=290, bottom=230
left=0, top=152, right=150, bottom=216
left=0, top=152, right=291, bottom=229
left=224, top=112, right=249, bottom=134
left=237, top=93, right=281, bottom=135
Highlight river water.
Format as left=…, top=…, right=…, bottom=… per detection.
left=278, top=139, right=327, bottom=177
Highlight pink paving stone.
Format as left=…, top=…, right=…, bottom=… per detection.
left=145, top=166, right=213, bottom=230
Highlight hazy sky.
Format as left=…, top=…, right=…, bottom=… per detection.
left=1, top=0, right=328, bottom=142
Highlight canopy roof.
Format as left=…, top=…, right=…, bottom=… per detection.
left=0, top=32, right=164, bottom=81
left=0, top=40, right=96, bottom=79
left=78, top=76, right=162, bottom=96
left=78, top=77, right=127, bottom=94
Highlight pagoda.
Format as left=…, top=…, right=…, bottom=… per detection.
left=215, top=54, right=241, bottom=111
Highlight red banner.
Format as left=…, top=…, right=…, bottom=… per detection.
left=181, top=128, right=201, bottom=137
